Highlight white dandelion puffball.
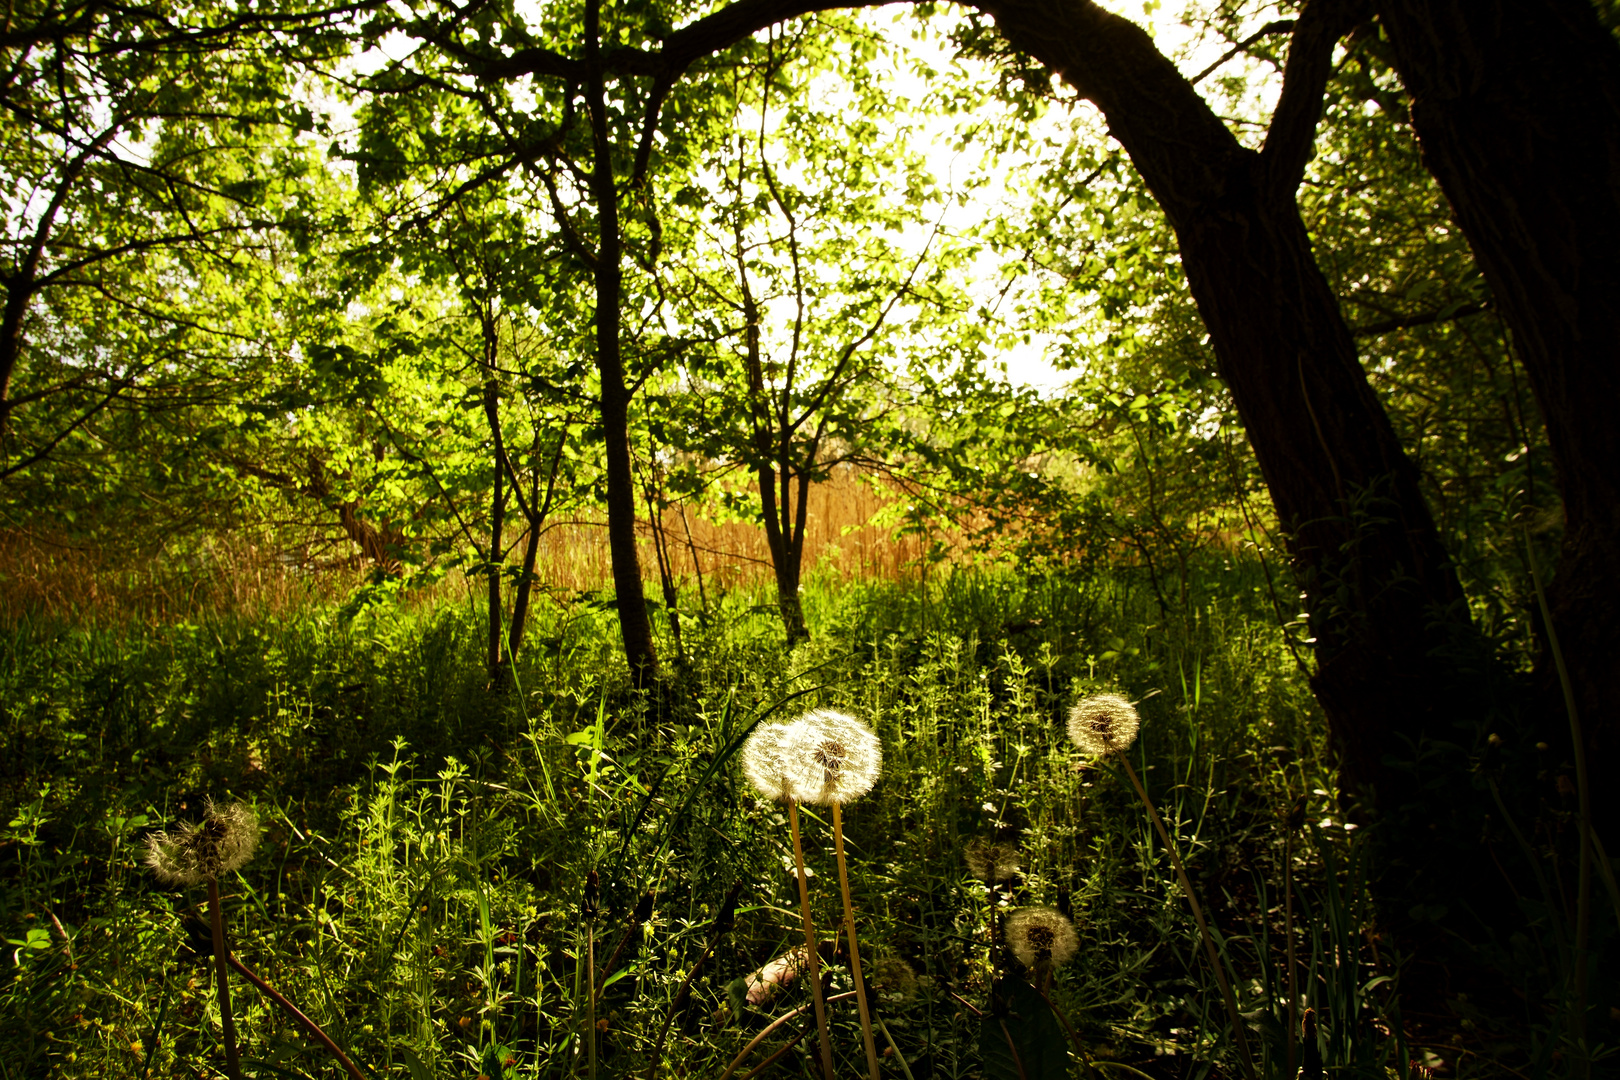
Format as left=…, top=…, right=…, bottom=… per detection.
left=741, top=718, right=797, bottom=802
left=1005, top=906, right=1079, bottom=971
left=965, top=838, right=1022, bottom=885
left=742, top=709, right=882, bottom=806
left=144, top=799, right=260, bottom=886
left=1067, top=693, right=1141, bottom=757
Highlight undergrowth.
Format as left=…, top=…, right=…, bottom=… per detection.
left=0, top=566, right=1534, bottom=1078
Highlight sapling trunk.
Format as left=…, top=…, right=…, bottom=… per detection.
left=206, top=876, right=242, bottom=1080
left=1118, top=754, right=1256, bottom=1080
left=789, top=799, right=836, bottom=1079
left=833, top=801, right=881, bottom=1079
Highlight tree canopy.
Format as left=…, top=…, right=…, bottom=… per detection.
left=5, top=0, right=1618, bottom=858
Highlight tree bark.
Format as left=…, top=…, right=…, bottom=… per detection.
left=482, top=374, right=508, bottom=683
left=585, top=0, right=659, bottom=686
left=980, top=0, right=1478, bottom=805
left=1373, top=0, right=1620, bottom=838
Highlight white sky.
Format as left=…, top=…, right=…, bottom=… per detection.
left=842, top=2, right=1288, bottom=392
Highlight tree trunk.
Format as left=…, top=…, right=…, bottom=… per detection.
left=482, top=374, right=509, bottom=683
left=757, top=464, right=810, bottom=645
left=586, top=0, right=658, bottom=686
left=1373, top=0, right=1620, bottom=839
left=982, top=0, right=1479, bottom=806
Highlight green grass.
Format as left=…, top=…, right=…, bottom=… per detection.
left=0, top=565, right=1504, bottom=1078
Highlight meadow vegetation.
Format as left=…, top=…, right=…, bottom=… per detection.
left=4, top=1, right=1618, bottom=1077
left=1, top=553, right=1544, bottom=1080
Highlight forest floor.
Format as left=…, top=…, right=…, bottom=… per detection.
left=0, top=567, right=1576, bottom=1078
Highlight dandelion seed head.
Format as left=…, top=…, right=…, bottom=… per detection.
left=1005, top=906, right=1079, bottom=971
left=741, top=709, right=881, bottom=806
left=782, top=709, right=881, bottom=806
left=741, top=719, right=797, bottom=802
left=964, top=838, right=1022, bottom=885
left=1067, top=693, right=1141, bottom=757
left=143, top=798, right=259, bottom=886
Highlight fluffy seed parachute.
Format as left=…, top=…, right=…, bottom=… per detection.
left=741, top=708, right=882, bottom=806
left=1004, top=906, right=1079, bottom=971
left=144, top=799, right=260, bottom=886
left=1067, top=693, right=1141, bottom=757
left=965, top=838, right=1022, bottom=886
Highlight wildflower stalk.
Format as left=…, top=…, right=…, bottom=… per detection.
left=583, top=870, right=599, bottom=1080
left=206, top=875, right=242, bottom=1080
left=1283, top=797, right=1304, bottom=1080
left=833, top=801, right=882, bottom=1080
left=587, top=922, right=597, bottom=1080
left=1118, top=754, right=1256, bottom=1080
left=789, top=798, right=836, bottom=1079
left=225, top=954, right=366, bottom=1080
left=597, top=890, right=655, bottom=996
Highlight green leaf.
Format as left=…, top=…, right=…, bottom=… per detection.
left=396, top=1044, right=432, bottom=1080
left=979, top=977, right=1071, bottom=1080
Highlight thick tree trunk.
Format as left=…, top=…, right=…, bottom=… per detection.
left=1374, top=0, right=1620, bottom=839
left=982, top=0, right=1478, bottom=807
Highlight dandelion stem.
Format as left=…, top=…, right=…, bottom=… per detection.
left=876, top=1017, right=917, bottom=1080
left=789, top=799, right=836, bottom=1079
left=834, top=801, right=881, bottom=1080
left=206, top=875, right=242, bottom=1080
left=226, top=955, right=366, bottom=1080
left=1118, top=755, right=1256, bottom=1080
left=1036, top=983, right=1104, bottom=1080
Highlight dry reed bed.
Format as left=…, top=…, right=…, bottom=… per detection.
left=0, top=467, right=974, bottom=621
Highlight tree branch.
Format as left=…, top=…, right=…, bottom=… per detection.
left=1351, top=301, right=1489, bottom=338
left=1261, top=0, right=1372, bottom=199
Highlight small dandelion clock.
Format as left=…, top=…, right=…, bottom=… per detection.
left=1005, top=906, right=1079, bottom=973
left=145, top=799, right=260, bottom=1080
left=1068, top=690, right=1255, bottom=1077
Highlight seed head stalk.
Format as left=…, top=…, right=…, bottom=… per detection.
left=789, top=799, right=836, bottom=1078
left=1529, top=532, right=1592, bottom=1073
left=833, top=800, right=881, bottom=1080
left=1117, top=754, right=1255, bottom=1080
left=207, top=875, right=242, bottom=1080
left=145, top=801, right=258, bottom=1080
left=1284, top=823, right=1299, bottom=1080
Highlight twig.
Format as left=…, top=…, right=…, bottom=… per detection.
left=717, top=991, right=857, bottom=1080
left=226, top=955, right=366, bottom=1080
